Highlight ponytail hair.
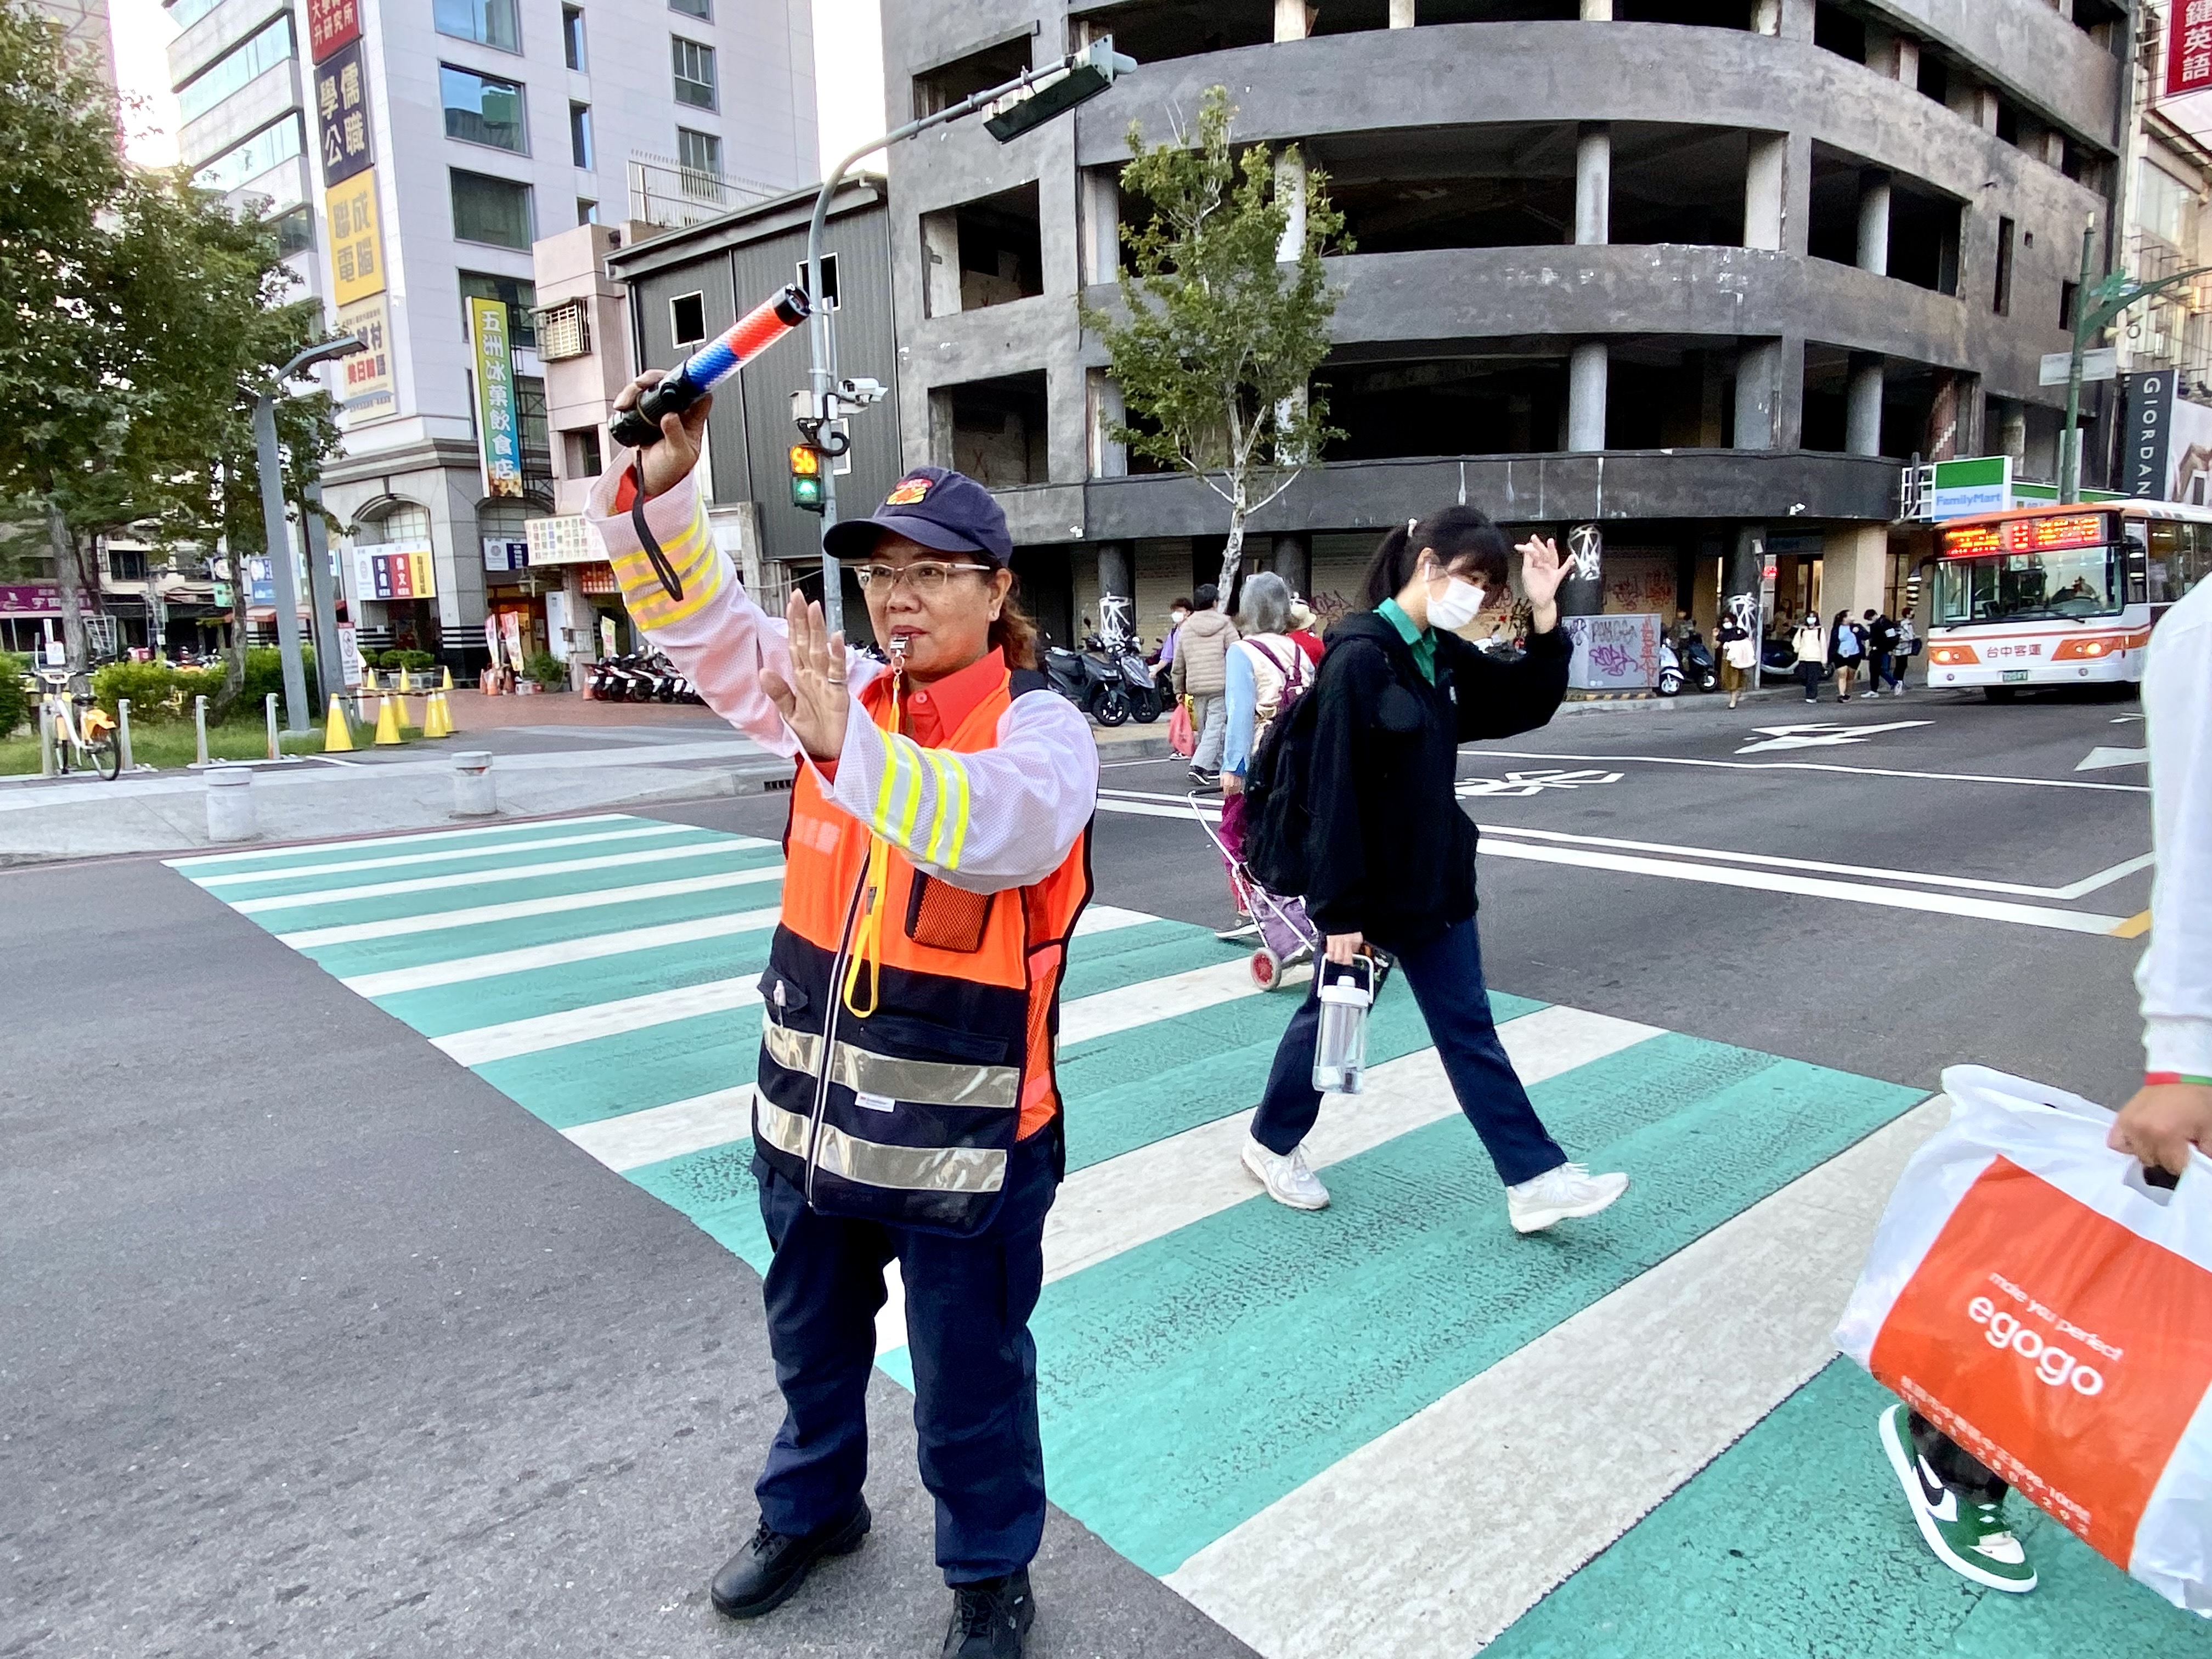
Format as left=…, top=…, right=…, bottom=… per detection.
left=992, top=582, right=1041, bottom=671
left=1360, top=506, right=1513, bottom=612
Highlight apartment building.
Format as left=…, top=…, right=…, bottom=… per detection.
left=879, top=0, right=2128, bottom=645
left=166, top=0, right=816, bottom=667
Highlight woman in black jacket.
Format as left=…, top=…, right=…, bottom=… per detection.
left=1240, top=507, right=1631, bottom=1234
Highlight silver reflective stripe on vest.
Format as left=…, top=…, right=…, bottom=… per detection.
left=754, top=1097, right=1008, bottom=1194
left=761, top=1017, right=1020, bottom=1110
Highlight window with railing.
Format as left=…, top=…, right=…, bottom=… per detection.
left=676, top=125, right=721, bottom=194
left=459, top=271, right=539, bottom=347
left=672, top=35, right=716, bottom=108
left=176, top=13, right=293, bottom=123
left=536, top=299, right=590, bottom=360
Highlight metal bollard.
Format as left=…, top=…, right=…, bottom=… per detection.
left=194, top=695, right=210, bottom=767
left=452, top=750, right=496, bottom=817
left=265, top=691, right=280, bottom=760
left=117, top=697, right=134, bottom=773
left=205, top=764, right=258, bottom=842
left=37, top=702, right=56, bottom=778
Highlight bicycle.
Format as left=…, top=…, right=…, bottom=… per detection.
left=37, top=670, right=121, bottom=780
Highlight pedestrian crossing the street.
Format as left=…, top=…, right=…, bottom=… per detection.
left=165, top=814, right=2208, bottom=1658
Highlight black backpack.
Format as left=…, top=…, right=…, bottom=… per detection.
left=1239, top=654, right=1325, bottom=897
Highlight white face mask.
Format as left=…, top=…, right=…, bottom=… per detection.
left=1426, top=574, right=1486, bottom=633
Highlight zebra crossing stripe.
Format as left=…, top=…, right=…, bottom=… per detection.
left=1059, top=957, right=1308, bottom=1048
left=272, top=866, right=784, bottom=949
left=341, top=907, right=783, bottom=998
left=563, top=1086, right=757, bottom=1172
left=163, top=812, right=638, bottom=870
left=1041, top=1004, right=1660, bottom=1285
left=188, top=823, right=709, bottom=887
left=1165, top=1098, right=1949, bottom=1659
left=432, top=975, right=765, bottom=1066
left=232, top=838, right=765, bottom=915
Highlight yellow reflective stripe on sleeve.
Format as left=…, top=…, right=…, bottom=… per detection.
left=894, top=739, right=929, bottom=843
left=943, top=749, right=973, bottom=871
left=871, top=729, right=907, bottom=840
left=922, top=746, right=953, bottom=865
left=611, top=501, right=720, bottom=629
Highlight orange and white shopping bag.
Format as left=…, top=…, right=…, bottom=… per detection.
left=1836, top=1066, right=2212, bottom=1614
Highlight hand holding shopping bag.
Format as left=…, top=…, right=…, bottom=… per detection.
left=1836, top=1066, right=2212, bottom=1613
left=1168, top=696, right=1197, bottom=759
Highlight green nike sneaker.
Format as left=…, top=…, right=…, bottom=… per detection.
left=1877, top=1403, right=2037, bottom=1593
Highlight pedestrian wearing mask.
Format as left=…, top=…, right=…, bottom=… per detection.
left=1239, top=509, right=1630, bottom=1233
left=590, top=375, right=1097, bottom=1659
left=1157, top=597, right=1191, bottom=671
left=1172, top=584, right=1240, bottom=789
left=1792, top=611, right=1827, bottom=703
left=1831, top=607, right=1865, bottom=701
left=1864, top=607, right=1901, bottom=696
left=1716, top=610, right=1756, bottom=709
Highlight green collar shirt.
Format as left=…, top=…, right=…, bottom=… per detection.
left=1377, top=597, right=1438, bottom=685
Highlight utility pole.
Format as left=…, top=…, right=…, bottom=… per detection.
left=251, top=336, right=361, bottom=733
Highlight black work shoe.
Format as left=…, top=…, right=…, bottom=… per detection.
left=943, top=1568, right=1036, bottom=1658
left=708, top=1500, right=870, bottom=1620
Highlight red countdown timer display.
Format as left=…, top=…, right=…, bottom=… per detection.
left=1942, top=513, right=2112, bottom=558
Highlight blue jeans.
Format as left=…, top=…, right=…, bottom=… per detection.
left=752, top=1128, right=1058, bottom=1583
left=1251, top=917, right=1566, bottom=1187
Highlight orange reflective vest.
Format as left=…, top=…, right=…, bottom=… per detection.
left=755, top=663, right=1093, bottom=1235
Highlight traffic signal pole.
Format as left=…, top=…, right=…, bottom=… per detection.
left=799, top=38, right=1135, bottom=634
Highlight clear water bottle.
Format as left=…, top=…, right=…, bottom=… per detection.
left=1311, top=953, right=1376, bottom=1095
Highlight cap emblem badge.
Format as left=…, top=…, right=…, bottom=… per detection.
left=885, top=476, right=933, bottom=505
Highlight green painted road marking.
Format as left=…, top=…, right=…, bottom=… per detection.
left=292, top=877, right=787, bottom=979
left=166, top=813, right=651, bottom=876
left=1031, top=1038, right=1922, bottom=1576
left=370, top=928, right=777, bottom=1036
left=235, top=843, right=781, bottom=933
left=627, top=1139, right=771, bottom=1272
left=1484, top=1359, right=2212, bottom=1658
left=1056, top=923, right=1245, bottom=1002
left=472, top=1010, right=763, bottom=1130
left=192, top=825, right=732, bottom=901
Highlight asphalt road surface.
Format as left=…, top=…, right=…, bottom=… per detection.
left=3, top=683, right=2183, bottom=1659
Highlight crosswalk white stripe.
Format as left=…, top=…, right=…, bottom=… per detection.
left=192, top=823, right=707, bottom=887
left=1042, top=1005, right=1660, bottom=1285
left=1074, top=904, right=1158, bottom=936
left=1476, top=838, right=2128, bottom=935
left=1165, top=1096, right=1948, bottom=1659
left=432, top=975, right=765, bottom=1066
left=1058, top=957, right=1304, bottom=1048
left=273, top=865, right=784, bottom=949
left=340, top=907, right=783, bottom=998
left=234, top=838, right=768, bottom=915
left=165, top=812, right=634, bottom=868
left=562, top=1086, right=756, bottom=1172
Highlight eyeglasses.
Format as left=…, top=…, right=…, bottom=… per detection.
left=853, top=560, right=994, bottom=595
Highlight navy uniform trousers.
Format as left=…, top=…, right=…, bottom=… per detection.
left=751, top=1125, right=1060, bottom=1584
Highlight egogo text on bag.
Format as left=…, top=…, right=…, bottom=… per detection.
left=1836, top=1066, right=2212, bottom=1615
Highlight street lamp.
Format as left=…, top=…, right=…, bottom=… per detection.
left=2057, top=223, right=2212, bottom=503
left=252, top=334, right=362, bottom=735
left=797, top=37, right=1137, bottom=633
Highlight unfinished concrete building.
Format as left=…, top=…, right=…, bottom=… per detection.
left=880, top=0, right=2128, bottom=644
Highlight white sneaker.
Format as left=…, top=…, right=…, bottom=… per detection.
left=1506, top=1162, right=1629, bottom=1233
left=1242, top=1135, right=1330, bottom=1210
left=1862, top=687, right=1881, bottom=697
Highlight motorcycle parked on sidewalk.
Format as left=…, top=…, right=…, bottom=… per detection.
left=1043, top=636, right=1130, bottom=726
left=1094, top=595, right=1162, bottom=723
left=1675, top=625, right=1718, bottom=692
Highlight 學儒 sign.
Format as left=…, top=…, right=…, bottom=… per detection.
left=314, top=38, right=373, bottom=187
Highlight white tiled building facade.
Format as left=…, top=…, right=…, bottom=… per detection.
left=167, top=0, right=815, bottom=660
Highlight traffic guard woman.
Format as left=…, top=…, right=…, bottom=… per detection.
left=589, top=375, right=1096, bottom=1659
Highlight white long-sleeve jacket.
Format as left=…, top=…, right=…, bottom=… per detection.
left=2138, top=578, right=2212, bottom=1079
left=585, top=463, right=1097, bottom=894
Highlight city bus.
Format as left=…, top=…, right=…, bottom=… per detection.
left=1925, top=500, right=2212, bottom=699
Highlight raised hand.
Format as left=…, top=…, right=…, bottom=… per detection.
left=1515, top=535, right=1565, bottom=631
left=612, top=371, right=714, bottom=500
left=760, top=588, right=853, bottom=761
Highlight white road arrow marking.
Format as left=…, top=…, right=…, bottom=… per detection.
left=2077, top=746, right=2149, bottom=771
left=1736, top=720, right=1933, bottom=754
left=1456, top=768, right=1625, bottom=797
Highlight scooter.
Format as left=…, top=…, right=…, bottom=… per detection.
left=1675, top=625, right=1718, bottom=692
left=1043, top=635, right=1130, bottom=725
left=1658, top=638, right=1686, bottom=697
left=1083, top=630, right=1160, bottom=725
left=1095, top=595, right=1163, bottom=723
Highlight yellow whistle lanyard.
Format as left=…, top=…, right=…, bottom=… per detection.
left=840, top=649, right=902, bottom=1020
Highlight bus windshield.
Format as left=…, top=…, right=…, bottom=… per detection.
left=1933, top=546, right=2120, bottom=627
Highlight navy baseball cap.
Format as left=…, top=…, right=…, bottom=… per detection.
left=821, top=466, right=1013, bottom=566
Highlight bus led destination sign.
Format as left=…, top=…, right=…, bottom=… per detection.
left=1943, top=513, right=2111, bottom=558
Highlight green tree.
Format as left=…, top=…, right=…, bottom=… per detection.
left=1081, top=87, right=1346, bottom=598
left=0, top=0, right=337, bottom=710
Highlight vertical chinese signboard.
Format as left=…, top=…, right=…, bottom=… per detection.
left=314, top=38, right=372, bottom=185
left=312, top=0, right=392, bottom=441
left=2170, top=0, right=2212, bottom=98
left=335, top=292, right=393, bottom=415
left=470, top=297, right=526, bottom=498
left=304, top=0, right=360, bottom=61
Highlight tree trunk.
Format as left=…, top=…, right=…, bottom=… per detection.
left=45, top=500, right=89, bottom=675
left=211, top=525, right=250, bottom=724
left=1216, top=503, right=1249, bottom=611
